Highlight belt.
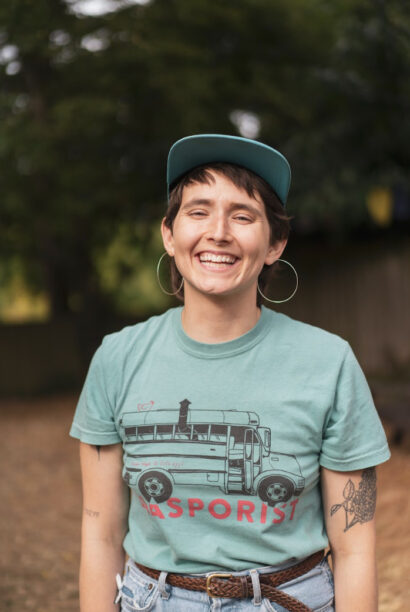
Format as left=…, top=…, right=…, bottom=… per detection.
left=136, top=549, right=324, bottom=612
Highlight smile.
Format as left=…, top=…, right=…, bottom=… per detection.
left=198, top=253, right=237, bottom=265
left=197, top=251, right=239, bottom=272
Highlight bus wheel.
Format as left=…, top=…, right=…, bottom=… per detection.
left=138, top=471, right=172, bottom=503
left=258, top=477, right=294, bottom=505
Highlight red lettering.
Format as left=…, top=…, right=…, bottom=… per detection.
left=188, top=498, right=204, bottom=517
left=150, top=504, right=165, bottom=519
left=260, top=503, right=268, bottom=524
left=273, top=506, right=286, bottom=524
left=138, top=495, right=150, bottom=513
left=167, top=497, right=183, bottom=518
left=289, top=499, right=299, bottom=520
left=237, top=500, right=255, bottom=522
left=208, top=498, right=231, bottom=520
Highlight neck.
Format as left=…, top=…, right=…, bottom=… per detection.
left=181, top=290, right=261, bottom=343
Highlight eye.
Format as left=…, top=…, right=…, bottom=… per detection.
left=189, top=210, right=207, bottom=217
left=235, top=215, right=252, bottom=222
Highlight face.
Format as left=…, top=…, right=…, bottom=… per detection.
left=161, top=171, right=287, bottom=304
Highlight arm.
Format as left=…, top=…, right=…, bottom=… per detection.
left=79, top=442, right=129, bottom=612
left=321, top=466, right=378, bottom=612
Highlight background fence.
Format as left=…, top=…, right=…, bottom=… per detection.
left=2, top=237, right=409, bottom=396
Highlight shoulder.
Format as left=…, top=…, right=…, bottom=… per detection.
left=98, top=307, right=178, bottom=367
left=265, top=308, right=349, bottom=362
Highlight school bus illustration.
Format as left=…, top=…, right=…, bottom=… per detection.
left=120, top=399, right=305, bottom=506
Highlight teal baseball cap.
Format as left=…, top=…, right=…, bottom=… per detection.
left=167, top=134, right=291, bottom=206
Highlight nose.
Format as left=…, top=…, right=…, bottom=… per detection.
left=207, top=211, right=231, bottom=244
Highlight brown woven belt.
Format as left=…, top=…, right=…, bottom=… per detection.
left=136, top=549, right=324, bottom=612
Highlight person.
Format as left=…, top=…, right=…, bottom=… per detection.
left=70, top=134, right=390, bottom=612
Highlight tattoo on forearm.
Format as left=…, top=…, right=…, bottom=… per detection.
left=330, top=467, right=376, bottom=531
left=95, top=445, right=101, bottom=460
left=84, top=507, right=100, bottom=518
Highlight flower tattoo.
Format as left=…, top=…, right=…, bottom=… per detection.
left=330, top=467, right=376, bottom=531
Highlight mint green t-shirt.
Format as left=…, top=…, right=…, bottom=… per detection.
left=70, top=306, right=390, bottom=572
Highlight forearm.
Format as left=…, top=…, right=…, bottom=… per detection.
left=78, top=443, right=130, bottom=611
left=80, top=537, right=125, bottom=612
left=333, top=550, right=377, bottom=612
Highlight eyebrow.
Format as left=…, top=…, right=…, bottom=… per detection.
left=181, top=199, right=263, bottom=217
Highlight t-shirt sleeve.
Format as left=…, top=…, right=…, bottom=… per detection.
left=320, top=344, right=390, bottom=471
left=69, top=338, right=121, bottom=445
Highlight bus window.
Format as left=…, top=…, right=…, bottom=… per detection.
left=253, top=431, right=261, bottom=464
left=136, top=425, right=155, bottom=441
left=230, top=426, right=245, bottom=447
left=124, top=426, right=136, bottom=438
left=209, top=425, right=227, bottom=443
left=245, top=429, right=253, bottom=460
left=156, top=424, right=174, bottom=440
left=192, top=424, right=209, bottom=441
left=175, top=425, right=192, bottom=440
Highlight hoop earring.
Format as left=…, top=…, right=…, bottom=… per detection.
left=257, top=259, right=298, bottom=304
left=156, top=252, right=184, bottom=296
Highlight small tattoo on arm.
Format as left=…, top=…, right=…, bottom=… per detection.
left=95, top=445, right=101, bottom=460
left=330, top=467, right=376, bottom=531
left=84, top=508, right=100, bottom=518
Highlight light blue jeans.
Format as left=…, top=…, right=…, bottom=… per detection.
left=118, top=554, right=335, bottom=612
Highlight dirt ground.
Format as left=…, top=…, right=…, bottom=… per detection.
left=0, top=395, right=409, bottom=612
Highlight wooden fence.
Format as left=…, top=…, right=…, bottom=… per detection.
left=280, top=238, right=410, bottom=376
left=1, top=239, right=409, bottom=395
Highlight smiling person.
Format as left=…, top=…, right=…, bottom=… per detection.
left=70, top=135, right=390, bottom=612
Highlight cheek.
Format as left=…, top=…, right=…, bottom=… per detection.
left=173, top=218, right=203, bottom=247
left=172, top=228, right=197, bottom=258
left=243, top=232, right=270, bottom=258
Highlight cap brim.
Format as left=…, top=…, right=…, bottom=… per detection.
left=167, top=134, right=291, bottom=206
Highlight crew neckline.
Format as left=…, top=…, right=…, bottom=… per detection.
left=172, top=305, right=273, bottom=359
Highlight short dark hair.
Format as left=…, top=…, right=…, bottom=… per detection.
left=163, top=162, right=292, bottom=305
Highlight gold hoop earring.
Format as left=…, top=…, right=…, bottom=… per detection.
left=156, top=252, right=184, bottom=296
left=257, top=259, right=298, bottom=304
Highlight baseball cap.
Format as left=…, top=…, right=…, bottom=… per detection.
left=167, top=134, right=291, bottom=206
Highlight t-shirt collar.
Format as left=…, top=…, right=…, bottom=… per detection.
left=172, top=304, right=271, bottom=359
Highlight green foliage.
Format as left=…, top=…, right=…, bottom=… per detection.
left=94, top=221, right=170, bottom=315
left=0, top=0, right=408, bottom=316
left=287, top=0, right=410, bottom=230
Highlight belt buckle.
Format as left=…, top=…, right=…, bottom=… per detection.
left=206, top=572, right=233, bottom=598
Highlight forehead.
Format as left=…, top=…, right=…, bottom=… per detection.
left=181, top=170, right=264, bottom=206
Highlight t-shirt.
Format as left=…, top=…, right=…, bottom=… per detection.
left=70, top=305, right=390, bottom=572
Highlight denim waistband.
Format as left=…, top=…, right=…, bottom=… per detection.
left=124, top=552, right=330, bottom=609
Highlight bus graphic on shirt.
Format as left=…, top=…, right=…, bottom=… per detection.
left=119, top=399, right=305, bottom=506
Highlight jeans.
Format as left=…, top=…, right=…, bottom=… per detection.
left=118, top=554, right=335, bottom=612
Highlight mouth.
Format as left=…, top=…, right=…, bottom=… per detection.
left=195, top=252, right=239, bottom=271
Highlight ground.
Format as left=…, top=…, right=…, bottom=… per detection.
left=0, top=396, right=409, bottom=611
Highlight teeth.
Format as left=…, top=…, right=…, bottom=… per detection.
left=199, top=253, right=236, bottom=263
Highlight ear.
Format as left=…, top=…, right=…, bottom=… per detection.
left=265, top=239, right=288, bottom=266
left=161, top=217, right=175, bottom=256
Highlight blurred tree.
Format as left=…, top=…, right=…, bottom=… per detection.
left=0, top=0, right=113, bottom=316
left=288, top=0, right=410, bottom=233
left=0, top=0, right=408, bottom=317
